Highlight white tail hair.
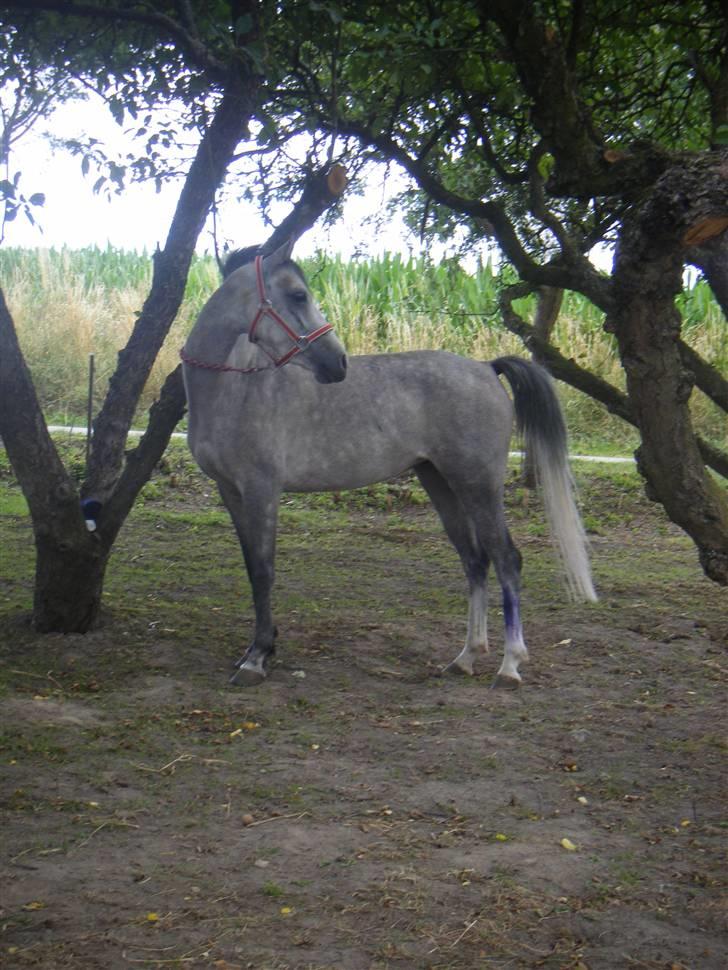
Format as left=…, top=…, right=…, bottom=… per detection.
left=492, top=356, right=597, bottom=602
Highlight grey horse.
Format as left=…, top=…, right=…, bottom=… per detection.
left=182, top=241, right=596, bottom=688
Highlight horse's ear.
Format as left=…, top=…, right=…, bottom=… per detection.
left=264, top=237, right=295, bottom=268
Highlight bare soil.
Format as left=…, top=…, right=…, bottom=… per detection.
left=1, top=463, right=726, bottom=969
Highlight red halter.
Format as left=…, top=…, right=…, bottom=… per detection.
left=180, top=255, right=334, bottom=374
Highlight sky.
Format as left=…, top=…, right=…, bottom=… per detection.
left=4, top=97, right=429, bottom=262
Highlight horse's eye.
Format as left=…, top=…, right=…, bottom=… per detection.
left=289, top=289, right=308, bottom=305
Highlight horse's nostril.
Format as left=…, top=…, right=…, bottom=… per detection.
left=341, top=354, right=348, bottom=372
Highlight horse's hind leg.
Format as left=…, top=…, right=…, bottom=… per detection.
left=217, top=478, right=279, bottom=686
left=491, top=531, right=528, bottom=689
left=415, top=462, right=490, bottom=675
left=447, top=477, right=528, bottom=688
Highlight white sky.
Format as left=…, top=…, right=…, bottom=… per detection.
left=4, top=97, right=428, bottom=261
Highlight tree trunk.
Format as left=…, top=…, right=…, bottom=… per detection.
left=605, top=155, right=728, bottom=585
left=0, top=288, right=107, bottom=630
left=33, top=533, right=109, bottom=633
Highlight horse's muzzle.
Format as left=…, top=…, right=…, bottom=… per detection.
left=315, top=352, right=348, bottom=385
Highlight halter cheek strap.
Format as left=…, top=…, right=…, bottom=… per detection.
left=248, top=256, right=334, bottom=365
left=180, top=255, right=334, bottom=375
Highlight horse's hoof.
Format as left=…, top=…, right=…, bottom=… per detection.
left=229, top=663, right=267, bottom=687
left=491, top=673, right=521, bottom=690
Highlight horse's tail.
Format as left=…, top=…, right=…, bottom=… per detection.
left=491, top=355, right=597, bottom=602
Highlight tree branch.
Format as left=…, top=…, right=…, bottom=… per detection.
left=2, top=0, right=229, bottom=83
left=480, top=0, right=674, bottom=200
left=330, top=117, right=613, bottom=311
left=0, top=287, right=92, bottom=556
left=688, top=229, right=728, bottom=319
left=260, top=163, right=348, bottom=254
left=678, top=339, right=728, bottom=413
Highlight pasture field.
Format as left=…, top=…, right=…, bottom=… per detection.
left=1, top=245, right=726, bottom=453
left=1, top=443, right=726, bottom=969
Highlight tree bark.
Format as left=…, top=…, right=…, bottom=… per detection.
left=678, top=339, right=728, bottom=414
left=605, top=155, right=728, bottom=585
left=261, top=164, right=348, bottom=254
left=0, top=74, right=256, bottom=633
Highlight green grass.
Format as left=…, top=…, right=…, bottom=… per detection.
left=0, top=245, right=725, bottom=450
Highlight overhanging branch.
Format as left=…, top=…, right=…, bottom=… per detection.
left=331, top=117, right=613, bottom=311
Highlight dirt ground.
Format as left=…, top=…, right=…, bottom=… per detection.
left=1, top=461, right=726, bottom=969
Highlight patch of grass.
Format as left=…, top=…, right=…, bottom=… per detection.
left=0, top=729, right=70, bottom=764
left=261, top=882, right=286, bottom=898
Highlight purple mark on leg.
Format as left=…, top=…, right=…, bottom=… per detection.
left=503, top=586, right=520, bottom=638
left=493, top=585, right=528, bottom=688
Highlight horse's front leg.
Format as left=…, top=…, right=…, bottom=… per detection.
left=217, top=479, right=280, bottom=686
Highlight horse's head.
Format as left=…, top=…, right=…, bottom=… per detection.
left=224, top=241, right=347, bottom=385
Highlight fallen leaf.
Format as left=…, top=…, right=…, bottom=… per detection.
left=23, top=901, right=45, bottom=911
left=560, top=838, right=578, bottom=851
left=146, top=912, right=160, bottom=923
left=280, top=906, right=293, bottom=916
left=494, top=833, right=508, bottom=842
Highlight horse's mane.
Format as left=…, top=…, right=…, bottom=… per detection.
left=222, top=246, right=261, bottom=279
left=222, top=244, right=306, bottom=283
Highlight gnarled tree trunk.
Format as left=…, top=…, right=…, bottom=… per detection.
left=606, top=154, right=728, bottom=585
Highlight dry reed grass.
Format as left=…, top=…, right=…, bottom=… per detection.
left=2, top=246, right=724, bottom=450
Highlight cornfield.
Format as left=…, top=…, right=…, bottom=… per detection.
left=1, top=246, right=724, bottom=451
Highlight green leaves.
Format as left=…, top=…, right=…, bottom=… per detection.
left=0, top=172, right=45, bottom=234
left=713, top=124, right=728, bottom=147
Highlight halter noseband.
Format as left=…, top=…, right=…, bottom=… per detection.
left=180, top=255, right=334, bottom=374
